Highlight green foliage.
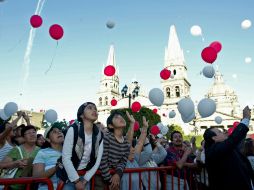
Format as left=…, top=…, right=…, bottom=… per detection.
left=42, top=120, right=68, bottom=131
left=166, top=124, right=184, bottom=140
left=183, top=135, right=203, bottom=148
left=110, top=107, right=161, bottom=136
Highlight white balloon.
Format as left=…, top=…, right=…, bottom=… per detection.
left=4, top=102, right=18, bottom=117
left=190, top=25, right=202, bottom=36
left=170, top=73, right=175, bottom=79
left=161, top=125, right=169, bottom=135
left=181, top=111, right=195, bottom=123
left=215, top=116, right=222, bottom=124
left=169, top=110, right=176, bottom=118
left=157, top=133, right=163, bottom=138
left=198, top=98, right=216, bottom=118
left=106, top=21, right=115, bottom=29
left=0, top=109, right=9, bottom=120
left=245, top=57, right=252, bottom=64
left=157, top=122, right=164, bottom=130
left=177, top=98, right=195, bottom=119
left=241, top=19, right=252, bottom=29
left=202, top=65, right=215, bottom=78
left=149, top=88, right=164, bottom=106
left=44, top=109, right=58, bottom=123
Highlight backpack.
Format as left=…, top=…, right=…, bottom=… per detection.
left=56, top=122, right=84, bottom=183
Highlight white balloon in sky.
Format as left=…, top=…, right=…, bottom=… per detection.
left=241, top=19, right=252, bottom=29
left=232, top=74, right=237, bottom=79
left=215, top=116, right=223, bottom=124
left=190, top=25, right=202, bottom=36
left=106, top=21, right=115, bottom=29
left=44, top=109, right=58, bottom=123
left=245, top=57, right=252, bottom=64
left=169, top=110, right=176, bottom=118
left=157, top=122, right=164, bottom=130
left=202, top=65, right=215, bottom=78
left=0, top=109, right=9, bottom=120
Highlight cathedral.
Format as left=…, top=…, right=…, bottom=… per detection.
left=96, top=25, right=253, bottom=135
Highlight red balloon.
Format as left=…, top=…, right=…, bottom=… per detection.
left=201, top=47, right=217, bottom=64
left=104, top=65, right=116, bottom=76
left=69, top=119, right=75, bottom=125
left=160, top=69, right=171, bottom=80
left=131, top=101, right=141, bottom=113
left=150, top=125, right=160, bottom=136
left=152, top=108, right=158, bottom=114
left=111, top=99, right=117, bottom=106
left=209, top=41, right=222, bottom=53
left=228, top=127, right=234, bottom=136
left=233, top=121, right=240, bottom=128
left=30, top=15, right=43, bottom=28
left=134, top=121, right=139, bottom=131
left=49, top=24, right=64, bottom=40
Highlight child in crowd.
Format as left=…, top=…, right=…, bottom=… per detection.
left=60, top=102, right=104, bottom=190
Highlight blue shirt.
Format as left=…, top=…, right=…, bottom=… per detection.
left=33, top=148, right=61, bottom=190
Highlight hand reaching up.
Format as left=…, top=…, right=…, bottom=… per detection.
left=243, top=106, right=251, bottom=120
left=126, top=111, right=135, bottom=123
left=141, top=116, right=149, bottom=135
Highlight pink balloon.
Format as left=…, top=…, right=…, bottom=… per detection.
left=150, top=125, right=160, bottom=136
left=209, top=41, right=222, bottom=53
left=104, top=65, right=116, bottom=76
left=69, top=120, right=75, bottom=125
left=49, top=24, right=64, bottom=40
left=134, top=121, right=139, bottom=131
left=131, top=101, right=141, bottom=113
left=160, top=69, right=171, bottom=80
left=228, top=127, right=234, bottom=136
left=201, top=47, right=217, bottom=64
left=233, top=121, right=240, bottom=128
left=111, top=99, right=117, bottom=106
left=30, top=15, right=43, bottom=28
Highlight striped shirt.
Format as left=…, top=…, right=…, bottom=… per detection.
left=0, top=141, right=13, bottom=161
left=99, top=132, right=130, bottom=183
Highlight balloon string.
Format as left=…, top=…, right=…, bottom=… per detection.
left=45, top=41, right=58, bottom=75
left=8, top=32, right=27, bottom=52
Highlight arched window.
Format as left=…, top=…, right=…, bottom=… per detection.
left=105, top=96, right=108, bottom=105
left=175, top=86, right=180, bottom=97
left=166, top=87, right=170, bottom=98
left=173, top=69, right=176, bottom=75
left=99, top=97, right=102, bottom=106
left=105, top=83, right=107, bottom=87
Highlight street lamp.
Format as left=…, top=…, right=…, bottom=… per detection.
left=121, top=84, right=140, bottom=108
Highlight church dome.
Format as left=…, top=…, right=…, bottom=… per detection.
left=206, top=71, right=236, bottom=97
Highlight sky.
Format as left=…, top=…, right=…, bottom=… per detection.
left=0, top=0, right=253, bottom=121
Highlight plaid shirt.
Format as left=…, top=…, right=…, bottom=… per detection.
left=164, top=144, right=194, bottom=166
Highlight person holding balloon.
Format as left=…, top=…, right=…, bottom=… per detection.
left=203, top=106, right=253, bottom=190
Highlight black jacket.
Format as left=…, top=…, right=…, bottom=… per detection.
left=205, top=123, right=254, bottom=190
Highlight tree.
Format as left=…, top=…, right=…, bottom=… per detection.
left=166, top=124, right=184, bottom=140
left=110, top=107, right=161, bottom=136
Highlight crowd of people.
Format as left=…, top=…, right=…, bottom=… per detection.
left=0, top=102, right=253, bottom=190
